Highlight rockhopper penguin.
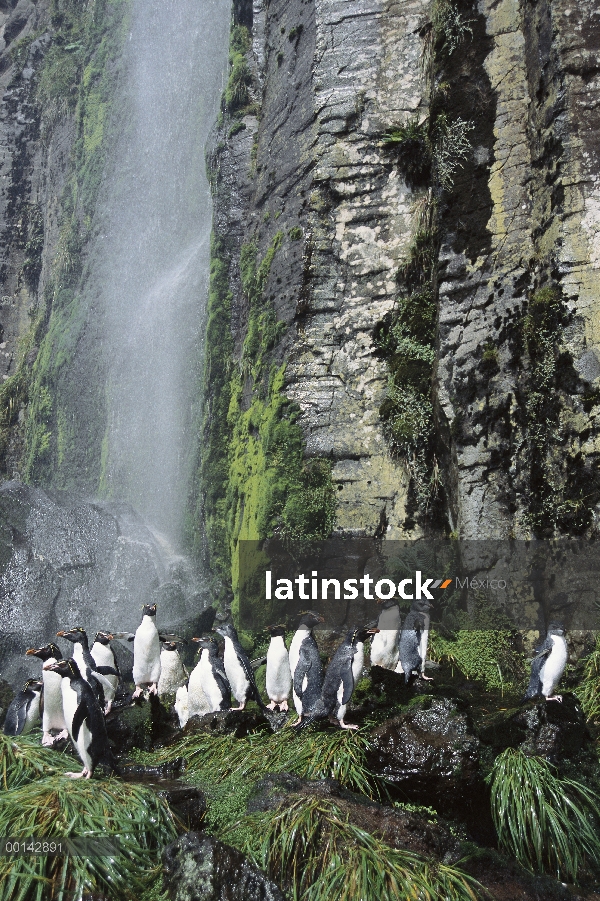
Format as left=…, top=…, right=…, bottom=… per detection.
left=398, top=599, right=432, bottom=683
left=298, top=627, right=378, bottom=730
left=90, top=631, right=120, bottom=713
left=191, top=636, right=231, bottom=712
left=289, top=611, right=325, bottom=725
left=158, top=640, right=188, bottom=697
left=214, top=624, right=266, bottom=711
left=26, top=643, right=69, bottom=745
left=523, top=623, right=568, bottom=702
left=370, top=599, right=401, bottom=670
left=57, top=627, right=119, bottom=712
left=44, top=659, right=112, bottom=779
left=265, top=624, right=291, bottom=711
left=132, top=604, right=161, bottom=698
left=3, top=679, right=43, bottom=736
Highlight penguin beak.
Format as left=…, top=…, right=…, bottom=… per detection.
left=191, top=637, right=202, bottom=642
left=317, top=615, right=325, bottom=623
left=367, top=628, right=380, bottom=634
left=56, top=631, right=66, bottom=637
left=25, top=648, right=39, bottom=656
left=43, top=662, right=58, bottom=672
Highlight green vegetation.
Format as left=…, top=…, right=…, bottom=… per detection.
left=149, top=727, right=382, bottom=840
left=429, top=630, right=523, bottom=692
left=193, top=229, right=335, bottom=615
left=488, top=748, right=600, bottom=883
left=224, top=25, right=252, bottom=113
left=288, top=225, right=303, bottom=241
left=576, top=635, right=600, bottom=721
left=0, top=776, right=178, bottom=901
left=375, top=218, right=440, bottom=519
left=521, top=285, right=600, bottom=534
left=0, top=733, right=73, bottom=789
left=229, top=795, right=484, bottom=901
left=382, top=118, right=431, bottom=189
left=21, top=0, right=132, bottom=485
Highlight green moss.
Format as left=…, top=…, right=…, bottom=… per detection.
left=22, top=0, right=131, bottom=485
left=224, top=25, right=252, bottom=113
left=192, top=231, right=335, bottom=617
left=288, top=225, right=303, bottom=241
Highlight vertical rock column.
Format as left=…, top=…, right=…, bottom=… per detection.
left=285, top=0, right=432, bottom=537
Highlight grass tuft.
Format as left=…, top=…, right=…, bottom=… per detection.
left=0, top=776, right=179, bottom=901
left=575, top=634, right=600, bottom=722
left=227, top=795, right=485, bottom=901
left=488, top=748, right=600, bottom=882
left=148, top=726, right=384, bottom=838
left=0, top=733, right=74, bottom=790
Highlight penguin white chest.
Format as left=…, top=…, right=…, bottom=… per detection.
left=158, top=650, right=187, bottom=696
left=541, top=635, right=568, bottom=696
left=133, top=617, right=161, bottom=685
left=266, top=637, right=291, bottom=703
left=223, top=640, right=249, bottom=704
left=188, top=660, right=211, bottom=716
left=91, top=644, right=118, bottom=691
left=370, top=630, right=399, bottom=669
left=42, top=663, right=67, bottom=732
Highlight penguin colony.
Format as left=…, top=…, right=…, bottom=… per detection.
left=3, top=600, right=571, bottom=777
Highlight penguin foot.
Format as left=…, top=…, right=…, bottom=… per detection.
left=132, top=686, right=143, bottom=699
left=547, top=694, right=563, bottom=703
left=279, top=700, right=289, bottom=712
left=288, top=716, right=302, bottom=727
left=419, top=674, right=434, bottom=682
left=42, top=733, right=54, bottom=746
left=55, top=729, right=69, bottom=742
left=65, top=768, right=92, bottom=779
left=231, top=703, right=246, bottom=711
left=148, top=684, right=158, bottom=697
left=104, top=701, right=113, bottom=715
left=339, top=722, right=359, bottom=731
left=266, top=700, right=277, bottom=710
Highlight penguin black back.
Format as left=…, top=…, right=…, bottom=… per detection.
left=3, top=679, right=42, bottom=736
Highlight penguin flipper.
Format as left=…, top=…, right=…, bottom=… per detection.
left=213, top=666, right=232, bottom=709
left=89, top=675, right=106, bottom=710
left=293, top=645, right=313, bottom=700
left=95, top=666, right=119, bottom=678
left=71, top=701, right=89, bottom=742
left=340, top=667, right=354, bottom=706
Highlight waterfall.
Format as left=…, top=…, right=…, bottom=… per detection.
left=94, top=0, right=230, bottom=542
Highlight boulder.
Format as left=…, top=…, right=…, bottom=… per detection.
left=366, top=696, right=481, bottom=813
left=163, top=832, right=284, bottom=901
left=248, top=773, right=459, bottom=859
left=475, top=694, right=589, bottom=761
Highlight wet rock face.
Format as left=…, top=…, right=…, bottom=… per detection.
left=184, top=709, right=268, bottom=739
left=367, top=697, right=481, bottom=811
left=0, top=481, right=204, bottom=686
left=476, top=694, right=589, bottom=761
left=162, top=832, right=284, bottom=901
left=249, top=772, right=459, bottom=859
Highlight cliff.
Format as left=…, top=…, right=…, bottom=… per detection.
left=195, top=0, right=600, bottom=604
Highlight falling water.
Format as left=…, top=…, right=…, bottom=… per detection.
left=94, top=0, right=230, bottom=542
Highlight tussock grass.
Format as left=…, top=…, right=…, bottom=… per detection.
left=488, top=748, right=600, bottom=882
left=227, top=795, right=485, bottom=901
left=576, top=635, right=600, bottom=722
left=0, top=777, right=179, bottom=901
left=0, top=733, right=73, bottom=790
left=150, top=726, right=383, bottom=838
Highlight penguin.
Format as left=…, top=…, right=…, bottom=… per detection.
left=370, top=599, right=401, bottom=670
left=3, top=679, right=43, bottom=736
left=398, top=599, right=432, bottom=683
left=191, top=636, right=231, bottom=712
left=299, top=627, right=379, bottom=730
left=523, top=623, right=568, bottom=703
left=265, top=624, right=291, bottom=711
left=214, top=624, right=266, bottom=711
left=174, top=685, right=189, bottom=728
left=132, top=604, right=161, bottom=698
left=25, top=643, right=69, bottom=745
left=56, top=628, right=119, bottom=712
left=288, top=611, right=325, bottom=725
left=157, top=641, right=188, bottom=697
left=43, top=659, right=112, bottom=779
left=90, top=632, right=120, bottom=713
left=185, top=647, right=212, bottom=719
